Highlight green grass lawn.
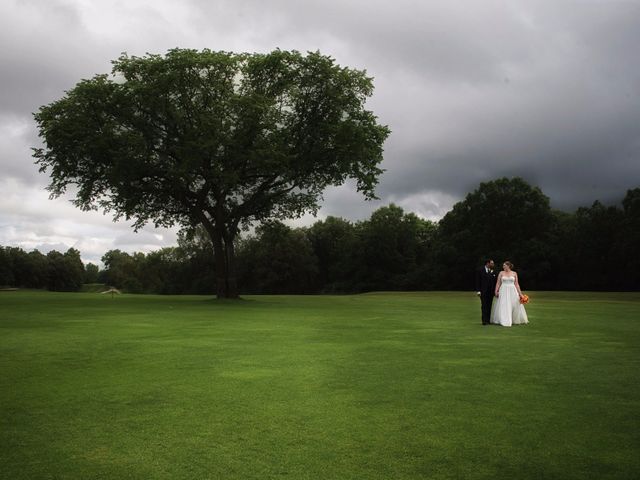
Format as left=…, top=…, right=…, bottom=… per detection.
left=1, top=291, right=639, bottom=479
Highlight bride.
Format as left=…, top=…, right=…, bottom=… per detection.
left=490, top=261, right=528, bottom=327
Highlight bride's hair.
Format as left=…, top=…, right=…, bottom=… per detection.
left=503, top=261, right=514, bottom=269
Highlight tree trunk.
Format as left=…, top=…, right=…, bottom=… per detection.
left=199, top=214, right=240, bottom=299
left=224, top=238, right=239, bottom=299
left=211, top=231, right=228, bottom=299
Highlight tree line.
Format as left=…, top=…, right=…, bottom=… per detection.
left=2, top=178, right=638, bottom=294
left=0, top=247, right=87, bottom=292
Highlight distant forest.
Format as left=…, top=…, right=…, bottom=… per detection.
left=2, top=178, right=639, bottom=294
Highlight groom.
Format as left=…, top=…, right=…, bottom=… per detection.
left=476, top=259, right=496, bottom=325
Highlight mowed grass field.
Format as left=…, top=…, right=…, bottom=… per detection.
left=1, top=291, right=639, bottom=479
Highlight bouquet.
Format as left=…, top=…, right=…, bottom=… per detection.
left=520, top=294, right=530, bottom=305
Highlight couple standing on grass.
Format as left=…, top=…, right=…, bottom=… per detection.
left=476, top=259, right=529, bottom=327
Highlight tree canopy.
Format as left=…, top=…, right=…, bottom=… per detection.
left=33, top=48, right=390, bottom=298
left=436, top=177, right=553, bottom=288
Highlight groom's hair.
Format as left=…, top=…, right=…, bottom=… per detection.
left=484, top=258, right=493, bottom=265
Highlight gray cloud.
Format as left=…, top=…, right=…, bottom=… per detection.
left=1, top=0, right=639, bottom=262
left=364, top=1, right=640, bottom=209
left=0, top=115, right=40, bottom=183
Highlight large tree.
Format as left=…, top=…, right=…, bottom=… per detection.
left=436, top=177, right=553, bottom=289
left=34, top=49, right=390, bottom=298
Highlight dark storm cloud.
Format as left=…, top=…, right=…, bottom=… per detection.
left=184, top=0, right=640, bottom=211
left=359, top=0, right=640, bottom=210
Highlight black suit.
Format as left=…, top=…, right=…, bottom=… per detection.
left=476, top=267, right=496, bottom=325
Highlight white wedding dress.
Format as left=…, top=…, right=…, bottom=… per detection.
left=490, top=275, right=528, bottom=327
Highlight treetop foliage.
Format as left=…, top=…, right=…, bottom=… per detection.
left=33, top=48, right=390, bottom=232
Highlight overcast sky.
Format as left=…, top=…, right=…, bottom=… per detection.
left=2, top=0, right=639, bottom=264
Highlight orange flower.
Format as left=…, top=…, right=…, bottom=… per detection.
left=520, top=294, right=530, bottom=305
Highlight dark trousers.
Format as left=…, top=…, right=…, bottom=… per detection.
left=480, top=293, right=493, bottom=324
